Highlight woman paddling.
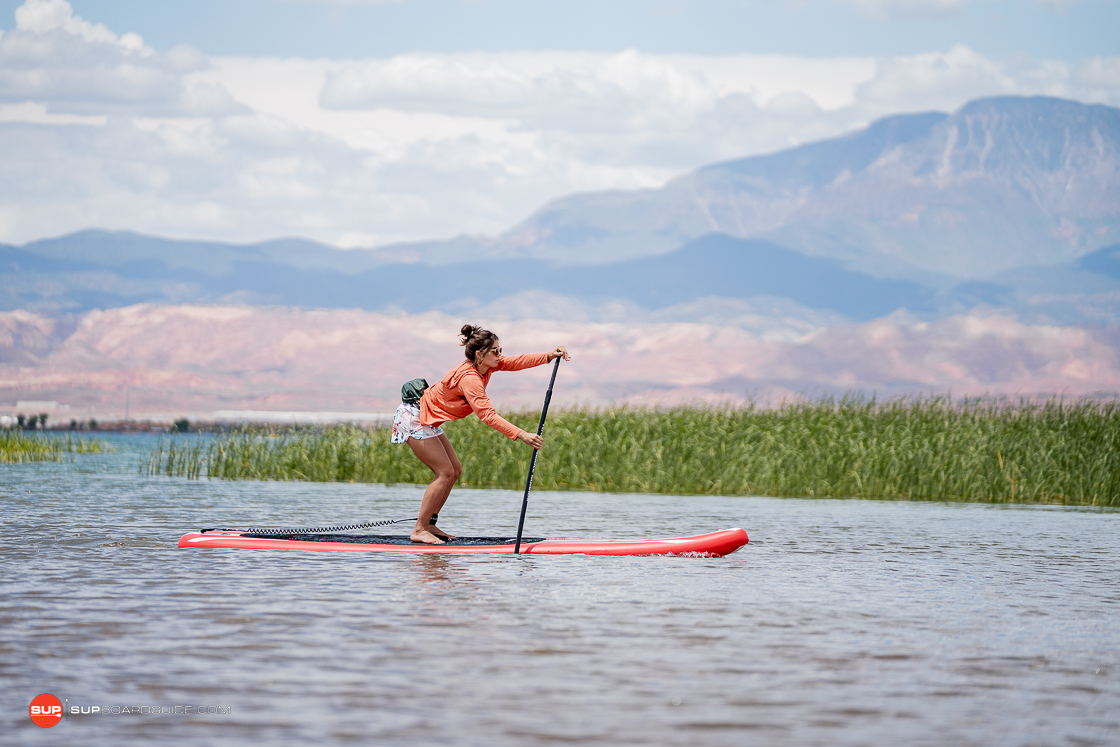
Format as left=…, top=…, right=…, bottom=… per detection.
left=391, top=324, right=570, bottom=545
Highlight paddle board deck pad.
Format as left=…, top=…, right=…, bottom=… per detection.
left=178, top=528, right=748, bottom=557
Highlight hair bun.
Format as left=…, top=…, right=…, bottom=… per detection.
left=458, top=324, right=498, bottom=359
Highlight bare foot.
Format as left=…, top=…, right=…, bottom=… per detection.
left=430, top=526, right=457, bottom=541
left=410, top=528, right=445, bottom=545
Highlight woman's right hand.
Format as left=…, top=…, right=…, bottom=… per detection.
left=519, top=430, right=543, bottom=450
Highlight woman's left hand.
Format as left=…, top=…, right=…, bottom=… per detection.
left=549, top=345, right=570, bottom=362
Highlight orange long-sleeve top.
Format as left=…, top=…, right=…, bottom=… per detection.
left=419, top=353, right=551, bottom=440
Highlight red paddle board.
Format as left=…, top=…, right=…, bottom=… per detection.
left=178, top=528, right=748, bottom=557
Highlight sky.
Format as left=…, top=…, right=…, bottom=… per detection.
left=1, top=0, right=1118, bottom=248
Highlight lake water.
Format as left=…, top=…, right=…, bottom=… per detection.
left=2, top=435, right=1118, bottom=746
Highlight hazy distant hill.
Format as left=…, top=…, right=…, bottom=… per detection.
left=1, top=230, right=936, bottom=320
left=0, top=230, right=391, bottom=312
left=3, top=96, right=1118, bottom=324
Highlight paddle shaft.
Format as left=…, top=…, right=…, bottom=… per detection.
left=514, top=356, right=561, bottom=554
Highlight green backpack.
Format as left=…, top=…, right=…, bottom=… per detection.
left=401, top=378, right=429, bottom=405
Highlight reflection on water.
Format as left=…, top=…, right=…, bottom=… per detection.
left=414, top=553, right=458, bottom=585
left=2, top=435, right=1118, bottom=746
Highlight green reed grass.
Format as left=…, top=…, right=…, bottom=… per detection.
left=144, top=428, right=431, bottom=485
left=144, top=397, right=1120, bottom=506
left=0, top=431, right=105, bottom=463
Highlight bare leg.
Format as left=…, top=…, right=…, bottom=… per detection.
left=427, top=433, right=462, bottom=536
left=407, top=433, right=463, bottom=544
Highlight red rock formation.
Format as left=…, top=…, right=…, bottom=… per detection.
left=0, top=304, right=1116, bottom=421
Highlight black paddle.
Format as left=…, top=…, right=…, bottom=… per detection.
left=514, top=356, right=561, bottom=554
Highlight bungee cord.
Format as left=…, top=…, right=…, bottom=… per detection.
left=200, top=514, right=438, bottom=535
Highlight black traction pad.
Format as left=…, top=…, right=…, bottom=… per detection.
left=240, top=532, right=547, bottom=546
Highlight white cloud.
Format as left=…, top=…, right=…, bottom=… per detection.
left=2, top=0, right=1120, bottom=249
left=0, top=0, right=242, bottom=116
left=308, top=50, right=882, bottom=176
left=857, top=44, right=1120, bottom=114
left=320, top=51, right=714, bottom=124
left=0, top=99, right=105, bottom=124
left=842, top=0, right=1114, bottom=20
left=14, top=0, right=125, bottom=46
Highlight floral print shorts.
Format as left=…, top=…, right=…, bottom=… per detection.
left=391, top=403, right=445, bottom=444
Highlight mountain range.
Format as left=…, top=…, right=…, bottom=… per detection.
left=3, top=95, right=1120, bottom=414
left=4, top=96, right=1119, bottom=326
left=439, top=96, right=1120, bottom=278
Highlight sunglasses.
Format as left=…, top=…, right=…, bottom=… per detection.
left=488, top=346, right=502, bottom=356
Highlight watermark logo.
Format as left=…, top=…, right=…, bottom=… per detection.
left=29, top=693, right=63, bottom=728
left=29, top=691, right=232, bottom=725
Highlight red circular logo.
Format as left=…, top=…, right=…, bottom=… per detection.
left=29, top=693, right=63, bottom=728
